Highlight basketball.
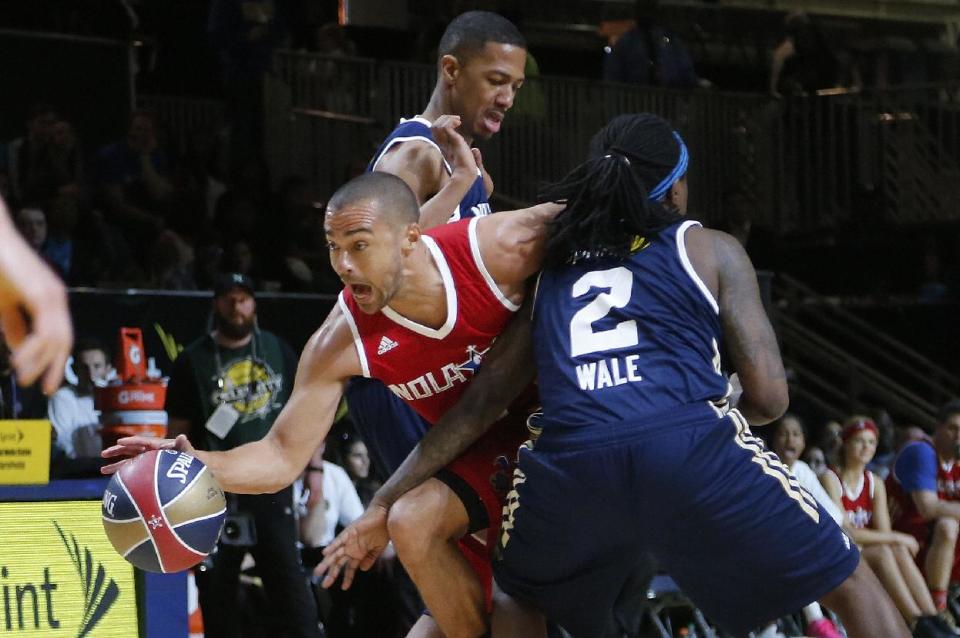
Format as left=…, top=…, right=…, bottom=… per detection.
left=102, top=449, right=227, bottom=573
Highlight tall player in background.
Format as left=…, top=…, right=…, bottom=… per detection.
left=321, top=114, right=909, bottom=637
left=104, top=162, right=562, bottom=638
left=347, top=9, right=527, bottom=481
left=345, top=14, right=528, bottom=633
left=370, top=10, right=524, bottom=228
left=0, top=198, right=72, bottom=394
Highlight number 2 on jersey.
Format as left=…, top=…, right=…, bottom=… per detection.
left=569, top=267, right=639, bottom=357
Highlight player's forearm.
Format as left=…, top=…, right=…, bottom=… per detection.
left=194, top=437, right=298, bottom=494
left=418, top=171, right=475, bottom=230
left=372, top=313, right=536, bottom=509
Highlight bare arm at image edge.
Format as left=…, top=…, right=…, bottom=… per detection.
left=0, top=199, right=72, bottom=393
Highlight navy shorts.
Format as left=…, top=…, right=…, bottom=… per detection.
left=494, top=404, right=859, bottom=638
left=345, top=377, right=429, bottom=477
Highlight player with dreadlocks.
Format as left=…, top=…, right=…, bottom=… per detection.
left=319, top=113, right=911, bottom=637
left=539, top=113, right=686, bottom=266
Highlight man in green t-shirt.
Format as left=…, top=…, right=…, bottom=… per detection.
left=165, top=272, right=319, bottom=638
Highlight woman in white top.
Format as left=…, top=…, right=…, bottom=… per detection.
left=766, top=414, right=846, bottom=638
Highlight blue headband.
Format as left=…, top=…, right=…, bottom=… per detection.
left=647, top=132, right=688, bottom=201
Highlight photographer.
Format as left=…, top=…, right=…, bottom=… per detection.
left=165, top=272, right=320, bottom=638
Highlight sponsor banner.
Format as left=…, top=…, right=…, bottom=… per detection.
left=0, top=421, right=51, bottom=485
left=0, top=500, right=138, bottom=636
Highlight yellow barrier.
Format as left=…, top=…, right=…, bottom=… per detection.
left=0, top=500, right=138, bottom=636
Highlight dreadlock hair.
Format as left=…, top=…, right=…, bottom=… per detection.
left=539, top=113, right=685, bottom=267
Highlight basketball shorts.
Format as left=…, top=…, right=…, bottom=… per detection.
left=494, top=403, right=860, bottom=638
left=346, top=376, right=530, bottom=610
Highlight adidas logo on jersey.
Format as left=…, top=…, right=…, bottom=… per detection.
left=377, top=336, right=399, bottom=355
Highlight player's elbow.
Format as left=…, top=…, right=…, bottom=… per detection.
left=741, top=385, right=789, bottom=425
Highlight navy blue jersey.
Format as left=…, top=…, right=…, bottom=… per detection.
left=532, top=219, right=730, bottom=429
left=368, top=116, right=490, bottom=221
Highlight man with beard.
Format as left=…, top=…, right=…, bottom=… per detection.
left=165, top=272, right=320, bottom=638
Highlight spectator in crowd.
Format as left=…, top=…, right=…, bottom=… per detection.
left=4, top=103, right=59, bottom=206
left=194, top=241, right=226, bottom=291
left=298, top=440, right=365, bottom=568
left=769, top=12, right=860, bottom=98
left=603, top=0, right=702, bottom=89
left=766, top=413, right=845, bottom=638
left=888, top=400, right=960, bottom=618
left=40, top=194, right=102, bottom=286
left=0, top=323, right=48, bottom=419
left=804, top=445, right=829, bottom=476
left=268, top=176, right=336, bottom=293
left=96, top=110, right=174, bottom=245
left=147, top=229, right=197, bottom=290
left=296, top=439, right=367, bottom=637
left=336, top=429, right=381, bottom=507
left=224, top=239, right=255, bottom=279
left=48, top=338, right=110, bottom=460
left=164, top=272, right=319, bottom=638
left=818, top=419, right=844, bottom=466
left=823, top=417, right=953, bottom=637
left=15, top=206, right=47, bottom=252
left=20, top=116, right=85, bottom=206
left=868, top=408, right=898, bottom=480
left=897, top=425, right=933, bottom=449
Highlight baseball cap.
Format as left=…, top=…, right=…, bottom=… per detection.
left=213, top=272, right=255, bottom=298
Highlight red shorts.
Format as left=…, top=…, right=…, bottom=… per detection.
left=443, top=410, right=532, bottom=611
left=902, top=520, right=960, bottom=583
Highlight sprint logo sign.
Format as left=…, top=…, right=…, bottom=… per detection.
left=0, top=502, right=137, bottom=636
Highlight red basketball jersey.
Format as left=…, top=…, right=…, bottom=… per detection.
left=339, top=217, right=519, bottom=424
left=888, top=441, right=960, bottom=536
left=831, top=468, right=874, bottom=529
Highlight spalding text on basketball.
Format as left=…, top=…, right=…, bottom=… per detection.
left=102, top=490, right=117, bottom=517
left=165, top=453, right=195, bottom=485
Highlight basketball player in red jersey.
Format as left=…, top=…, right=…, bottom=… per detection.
left=0, top=197, right=72, bottom=394
left=104, top=126, right=561, bottom=638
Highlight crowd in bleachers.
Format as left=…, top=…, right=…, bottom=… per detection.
left=0, top=100, right=348, bottom=294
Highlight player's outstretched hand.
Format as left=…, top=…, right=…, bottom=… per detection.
left=100, top=434, right=196, bottom=474
left=0, top=207, right=73, bottom=395
left=431, top=115, right=478, bottom=181
left=315, top=503, right=390, bottom=590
